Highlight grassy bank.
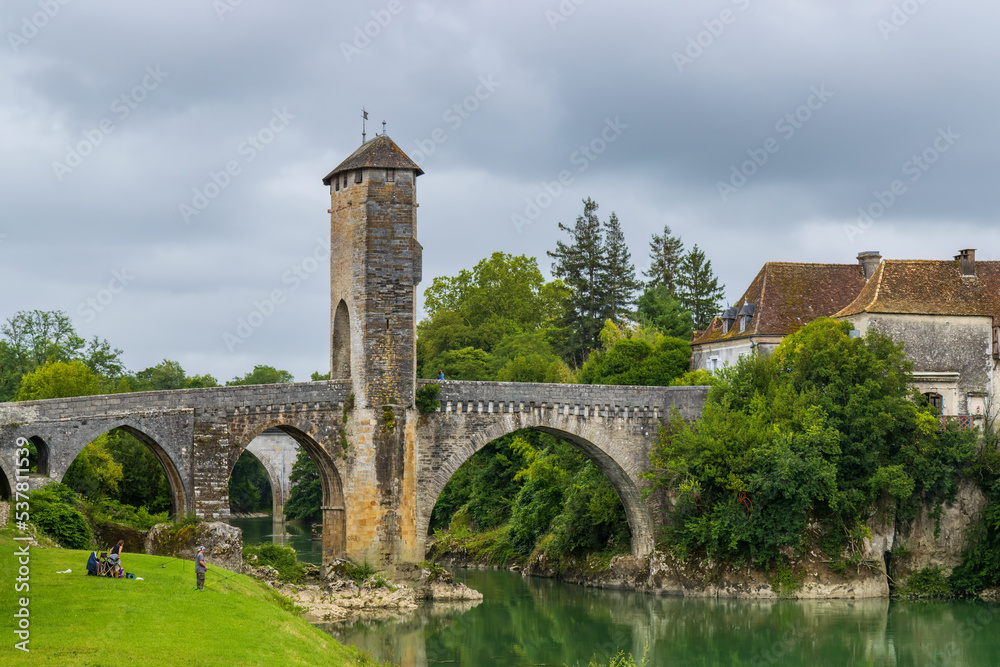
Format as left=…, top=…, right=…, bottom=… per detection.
left=0, top=534, right=386, bottom=666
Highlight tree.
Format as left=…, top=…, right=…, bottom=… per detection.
left=423, top=252, right=564, bottom=336
left=0, top=310, right=123, bottom=401
left=229, top=453, right=273, bottom=514
left=644, top=225, right=685, bottom=293
left=635, top=283, right=694, bottom=339
left=284, top=450, right=322, bottom=522
left=600, top=212, right=641, bottom=325
left=62, top=436, right=124, bottom=500
left=417, top=253, right=570, bottom=378
left=646, top=318, right=976, bottom=566
left=547, top=198, right=607, bottom=365
left=676, top=244, right=725, bottom=329
left=105, top=431, right=173, bottom=513
left=16, top=360, right=107, bottom=400
left=579, top=321, right=691, bottom=386
left=429, top=347, right=491, bottom=381
left=132, top=360, right=187, bottom=391
left=227, top=365, right=295, bottom=386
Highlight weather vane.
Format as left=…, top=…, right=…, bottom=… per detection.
left=361, top=107, right=368, bottom=143
left=382, top=120, right=387, bottom=135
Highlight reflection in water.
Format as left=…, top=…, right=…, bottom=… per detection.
left=324, top=569, right=1000, bottom=667
left=228, top=515, right=323, bottom=565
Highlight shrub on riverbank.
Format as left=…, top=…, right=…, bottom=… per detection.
left=244, top=542, right=305, bottom=583
left=646, top=319, right=978, bottom=570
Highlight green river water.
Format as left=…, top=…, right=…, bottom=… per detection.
left=233, top=517, right=1000, bottom=666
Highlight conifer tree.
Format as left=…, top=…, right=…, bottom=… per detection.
left=547, top=198, right=606, bottom=364
left=601, top=211, right=641, bottom=325
left=676, top=244, right=725, bottom=329
left=644, top=224, right=685, bottom=294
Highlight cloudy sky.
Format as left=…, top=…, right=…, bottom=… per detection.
left=2, top=0, right=998, bottom=382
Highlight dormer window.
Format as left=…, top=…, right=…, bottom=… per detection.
left=721, top=306, right=738, bottom=335
left=737, top=303, right=756, bottom=333
left=386, top=168, right=395, bottom=182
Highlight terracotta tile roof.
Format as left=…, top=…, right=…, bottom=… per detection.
left=692, top=262, right=867, bottom=345
left=835, top=260, right=1000, bottom=320
left=322, top=134, right=423, bottom=185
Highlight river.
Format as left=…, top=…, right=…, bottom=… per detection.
left=233, top=518, right=1000, bottom=666
left=229, top=515, right=324, bottom=565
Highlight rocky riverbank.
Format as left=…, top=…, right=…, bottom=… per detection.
left=244, top=560, right=483, bottom=623
left=433, top=480, right=995, bottom=600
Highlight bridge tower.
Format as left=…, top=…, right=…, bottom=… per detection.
left=323, top=134, right=423, bottom=408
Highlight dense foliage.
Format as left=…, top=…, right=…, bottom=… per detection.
left=430, top=431, right=631, bottom=564
left=418, top=252, right=570, bottom=381
left=646, top=318, right=977, bottom=567
left=579, top=322, right=690, bottom=387
left=229, top=452, right=273, bottom=514
left=28, top=482, right=94, bottom=549
left=284, top=450, right=322, bottom=522
left=243, top=543, right=305, bottom=583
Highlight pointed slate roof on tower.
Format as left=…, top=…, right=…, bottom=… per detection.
left=322, top=134, right=424, bottom=185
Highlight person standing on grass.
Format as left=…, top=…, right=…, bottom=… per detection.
left=195, top=546, right=208, bottom=591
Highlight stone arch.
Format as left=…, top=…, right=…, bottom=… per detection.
left=230, top=419, right=345, bottom=563
left=420, top=414, right=655, bottom=558
left=332, top=299, right=351, bottom=379
left=27, top=436, right=50, bottom=476
left=62, top=425, right=188, bottom=517
left=240, top=429, right=298, bottom=517
left=229, top=447, right=279, bottom=515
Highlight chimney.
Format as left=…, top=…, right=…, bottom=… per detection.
left=955, top=249, right=976, bottom=277
left=857, top=251, right=881, bottom=281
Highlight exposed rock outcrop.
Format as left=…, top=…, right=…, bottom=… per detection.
left=145, top=521, right=243, bottom=572
left=892, top=479, right=987, bottom=579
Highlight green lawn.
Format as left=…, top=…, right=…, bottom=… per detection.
left=0, top=534, right=385, bottom=666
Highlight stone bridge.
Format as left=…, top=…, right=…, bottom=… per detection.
left=0, top=132, right=709, bottom=572
left=0, top=380, right=705, bottom=569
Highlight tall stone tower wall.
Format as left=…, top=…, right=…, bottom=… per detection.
left=329, top=161, right=421, bottom=408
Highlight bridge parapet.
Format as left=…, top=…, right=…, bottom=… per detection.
left=418, top=380, right=707, bottom=421
left=0, top=380, right=352, bottom=423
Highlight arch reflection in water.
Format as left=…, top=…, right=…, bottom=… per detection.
left=323, top=569, right=1000, bottom=667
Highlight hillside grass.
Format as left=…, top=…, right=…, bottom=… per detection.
left=0, top=533, right=388, bottom=666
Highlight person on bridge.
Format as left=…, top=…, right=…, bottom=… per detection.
left=437, top=369, right=445, bottom=380
left=195, top=546, right=209, bottom=591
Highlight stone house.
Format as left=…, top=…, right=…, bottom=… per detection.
left=690, top=257, right=870, bottom=372
left=834, top=249, right=1000, bottom=422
